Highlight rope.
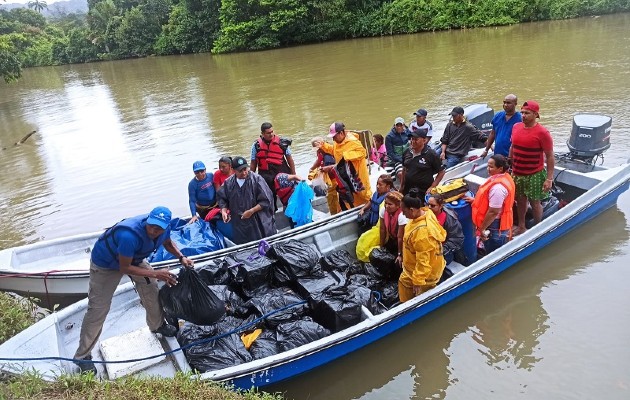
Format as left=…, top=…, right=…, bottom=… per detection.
left=0, top=300, right=307, bottom=366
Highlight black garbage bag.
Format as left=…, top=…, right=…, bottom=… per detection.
left=363, top=262, right=388, bottom=282
left=237, top=281, right=275, bottom=302
left=207, top=285, right=245, bottom=316
left=185, top=331, right=252, bottom=372
left=222, top=249, right=275, bottom=297
left=346, top=260, right=366, bottom=276
left=347, top=273, right=382, bottom=291
left=249, top=329, right=279, bottom=360
left=319, top=250, right=357, bottom=273
left=309, top=285, right=376, bottom=332
left=159, top=268, right=225, bottom=325
left=198, top=262, right=232, bottom=286
left=266, top=240, right=324, bottom=285
left=295, top=271, right=346, bottom=299
left=276, top=317, right=331, bottom=352
left=243, top=287, right=308, bottom=328
left=377, top=281, right=400, bottom=309
left=369, top=247, right=400, bottom=281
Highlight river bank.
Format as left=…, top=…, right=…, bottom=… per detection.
left=2, top=2, right=630, bottom=83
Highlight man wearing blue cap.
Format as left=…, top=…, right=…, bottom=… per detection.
left=409, top=108, right=434, bottom=139
left=188, top=161, right=216, bottom=224
left=73, top=206, right=194, bottom=374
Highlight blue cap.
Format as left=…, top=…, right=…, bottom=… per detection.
left=414, top=108, right=428, bottom=117
left=192, top=161, right=205, bottom=171
left=146, top=206, right=172, bottom=229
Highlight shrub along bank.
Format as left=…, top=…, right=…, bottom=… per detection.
left=1, top=1, right=629, bottom=79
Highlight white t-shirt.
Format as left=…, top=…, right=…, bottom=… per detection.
left=379, top=207, right=408, bottom=225
left=409, top=120, right=434, bottom=137
left=488, top=183, right=509, bottom=217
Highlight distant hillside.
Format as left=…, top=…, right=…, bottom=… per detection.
left=1, top=0, right=88, bottom=16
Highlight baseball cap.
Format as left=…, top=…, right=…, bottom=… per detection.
left=394, top=117, right=405, bottom=125
left=521, top=100, right=540, bottom=115
left=192, top=161, right=205, bottom=171
left=147, top=206, right=172, bottom=229
left=409, top=129, right=427, bottom=139
left=231, top=156, right=248, bottom=171
left=449, top=106, right=465, bottom=116
left=328, top=122, right=345, bottom=137
left=414, top=108, right=428, bottom=117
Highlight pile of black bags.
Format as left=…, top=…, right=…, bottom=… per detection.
left=159, top=239, right=402, bottom=373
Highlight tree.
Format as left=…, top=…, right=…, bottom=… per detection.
left=27, top=0, right=48, bottom=14
left=0, top=44, right=22, bottom=83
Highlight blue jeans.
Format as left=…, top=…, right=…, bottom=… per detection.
left=437, top=147, right=464, bottom=169
left=484, top=219, right=509, bottom=254
left=444, top=153, right=464, bottom=169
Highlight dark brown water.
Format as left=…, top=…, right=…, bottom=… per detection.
left=1, top=13, right=629, bottom=399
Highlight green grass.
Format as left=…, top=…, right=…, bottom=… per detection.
left=0, top=371, right=284, bottom=400
left=0, top=292, right=283, bottom=400
left=0, top=292, right=39, bottom=345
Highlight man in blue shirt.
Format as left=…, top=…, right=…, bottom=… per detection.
left=481, top=94, right=522, bottom=158
left=73, top=206, right=194, bottom=374
left=188, top=160, right=216, bottom=223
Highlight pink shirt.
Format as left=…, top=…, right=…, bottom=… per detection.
left=370, top=144, right=387, bottom=166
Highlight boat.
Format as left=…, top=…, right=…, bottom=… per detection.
left=0, top=145, right=394, bottom=302
left=1, top=114, right=627, bottom=389
left=0, top=107, right=491, bottom=303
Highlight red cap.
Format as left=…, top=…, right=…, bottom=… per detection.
left=521, top=100, right=540, bottom=115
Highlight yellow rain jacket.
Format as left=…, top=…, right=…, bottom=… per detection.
left=321, top=133, right=372, bottom=207
left=402, top=209, right=447, bottom=288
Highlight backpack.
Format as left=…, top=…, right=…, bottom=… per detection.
left=430, top=178, right=469, bottom=203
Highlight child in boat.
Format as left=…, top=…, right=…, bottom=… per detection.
left=213, top=156, right=234, bottom=191
left=274, top=173, right=302, bottom=207
left=370, top=134, right=387, bottom=167
left=358, top=174, right=393, bottom=230
left=379, top=191, right=407, bottom=263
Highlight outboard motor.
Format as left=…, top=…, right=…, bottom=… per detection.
left=464, top=103, right=494, bottom=148
left=566, top=114, right=611, bottom=164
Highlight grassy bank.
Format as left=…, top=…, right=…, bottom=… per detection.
left=0, top=292, right=282, bottom=400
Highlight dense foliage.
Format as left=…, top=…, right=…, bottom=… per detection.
left=2, top=0, right=630, bottom=82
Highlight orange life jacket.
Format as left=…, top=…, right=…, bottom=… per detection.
left=472, top=173, right=515, bottom=231
left=256, top=136, right=287, bottom=171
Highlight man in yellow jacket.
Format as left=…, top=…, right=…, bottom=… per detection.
left=398, top=189, right=447, bottom=302
left=318, top=122, right=372, bottom=208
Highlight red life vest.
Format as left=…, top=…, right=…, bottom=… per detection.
left=472, top=173, right=515, bottom=231
left=256, top=136, right=287, bottom=171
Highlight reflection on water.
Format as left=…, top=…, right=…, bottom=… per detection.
left=272, top=206, right=630, bottom=400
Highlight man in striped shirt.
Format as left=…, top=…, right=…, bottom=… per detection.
left=509, top=100, right=555, bottom=236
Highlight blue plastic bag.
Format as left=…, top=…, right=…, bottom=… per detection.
left=285, top=181, right=314, bottom=227
left=149, top=218, right=226, bottom=262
